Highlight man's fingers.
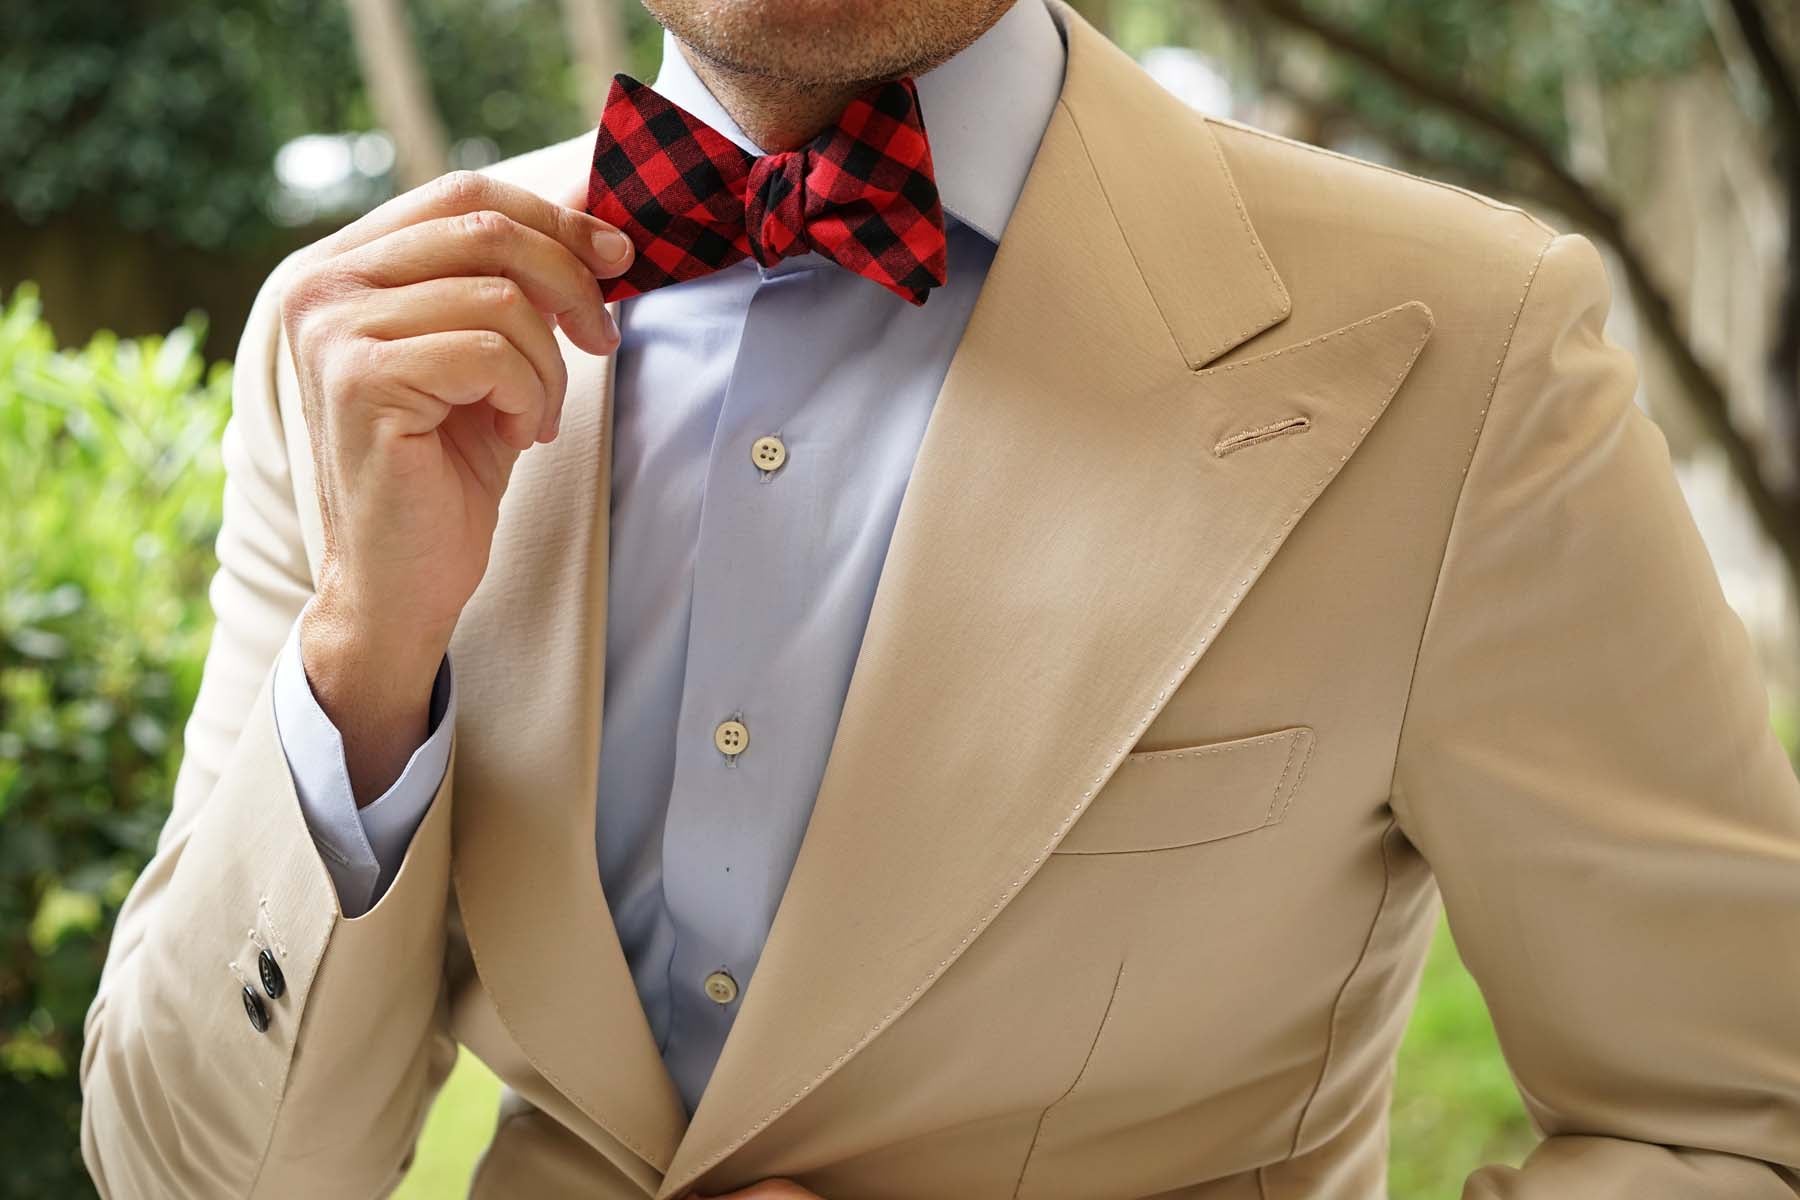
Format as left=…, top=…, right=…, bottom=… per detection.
left=348, top=276, right=569, bottom=442
left=336, top=210, right=619, bottom=356
left=367, top=329, right=548, bottom=452
left=309, top=169, right=635, bottom=282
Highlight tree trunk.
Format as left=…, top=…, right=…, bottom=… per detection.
left=1721, top=0, right=1800, bottom=488
left=1258, top=0, right=1800, bottom=612
left=561, top=0, right=632, bottom=123
left=344, top=0, right=451, bottom=190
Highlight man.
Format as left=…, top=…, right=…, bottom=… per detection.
left=79, top=0, right=1800, bottom=1195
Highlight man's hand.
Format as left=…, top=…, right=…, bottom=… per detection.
left=279, top=170, right=634, bottom=801
left=682, top=1180, right=825, bottom=1199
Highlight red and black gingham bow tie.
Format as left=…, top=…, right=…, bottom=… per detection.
left=584, top=73, right=949, bottom=306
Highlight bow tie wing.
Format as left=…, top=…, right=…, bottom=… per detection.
left=586, top=75, right=757, bottom=301
left=801, top=79, right=948, bottom=306
left=584, top=74, right=948, bottom=307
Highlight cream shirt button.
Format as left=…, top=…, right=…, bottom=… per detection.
left=750, top=435, right=787, bottom=472
left=704, top=969, right=739, bottom=1005
left=714, top=718, right=749, bottom=756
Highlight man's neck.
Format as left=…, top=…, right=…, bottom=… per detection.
left=673, top=38, right=870, bottom=153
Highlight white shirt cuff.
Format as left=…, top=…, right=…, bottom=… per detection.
left=269, top=599, right=455, bottom=917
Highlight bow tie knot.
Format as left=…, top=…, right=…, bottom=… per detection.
left=585, top=74, right=949, bottom=305
left=744, top=151, right=811, bottom=268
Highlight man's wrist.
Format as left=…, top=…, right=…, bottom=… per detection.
left=299, top=589, right=453, bottom=805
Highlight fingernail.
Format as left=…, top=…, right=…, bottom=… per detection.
left=593, top=229, right=633, bottom=267
left=602, top=305, right=620, bottom=344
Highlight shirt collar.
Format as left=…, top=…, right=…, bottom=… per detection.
left=646, top=0, right=1066, bottom=245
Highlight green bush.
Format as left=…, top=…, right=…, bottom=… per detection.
left=0, top=282, right=230, bottom=1198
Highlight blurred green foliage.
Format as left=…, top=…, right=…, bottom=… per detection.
left=0, top=0, right=663, bottom=253
left=0, top=283, right=231, bottom=1198
left=1, top=0, right=356, bottom=249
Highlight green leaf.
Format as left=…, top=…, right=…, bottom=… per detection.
left=28, top=887, right=102, bottom=957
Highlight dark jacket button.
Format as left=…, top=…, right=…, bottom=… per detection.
left=258, top=948, right=286, bottom=1000
left=243, top=985, right=269, bottom=1033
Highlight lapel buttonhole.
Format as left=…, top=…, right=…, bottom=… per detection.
left=1213, top=414, right=1312, bottom=457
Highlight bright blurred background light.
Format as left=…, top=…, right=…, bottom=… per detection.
left=1138, top=46, right=1235, bottom=117
left=272, top=130, right=402, bottom=225
left=450, top=136, right=502, bottom=170
left=351, top=131, right=397, bottom=178
left=273, top=133, right=355, bottom=193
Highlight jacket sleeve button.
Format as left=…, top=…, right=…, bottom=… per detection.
left=242, top=985, right=270, bottom=1033
left=258, top=948, right=286, bottom=1000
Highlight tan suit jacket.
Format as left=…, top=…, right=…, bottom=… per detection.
left=80, top=3, right=1800, bottom=1196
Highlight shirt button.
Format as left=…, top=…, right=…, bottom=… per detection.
left=704, top=969, right=740, bottom=1005
left=750, top=435, right=787, bottom=473
left=258, top=948, right=286, bottom=1000
left=714, top=718, right=749, bottom=757
left=242, top=985, right=270, bottom=1033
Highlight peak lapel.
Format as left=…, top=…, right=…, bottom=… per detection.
left=658, top=6, right=1434, bottom=1196
left=449, top=319, right=689, bottom=1185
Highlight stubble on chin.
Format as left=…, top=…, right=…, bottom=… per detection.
left=645, top=0, right=1015, bottom=88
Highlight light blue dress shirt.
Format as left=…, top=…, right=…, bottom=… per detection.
left=272, top=0, right=1066, bottom=1116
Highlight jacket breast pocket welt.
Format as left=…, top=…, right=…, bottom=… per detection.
left=1052, top=725, right=1316, bottom=855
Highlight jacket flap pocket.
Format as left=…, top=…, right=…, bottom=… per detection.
left=1054, top=726, right=1315, bottom=855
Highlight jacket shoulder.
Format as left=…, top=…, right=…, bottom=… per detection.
left=1205, top=113, right=1555, bottom=237
left=476, top=130, right=595, bottom=207
left=1199, top=113, right=1564, bottom=346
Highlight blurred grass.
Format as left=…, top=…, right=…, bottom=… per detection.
left=396, top=917, right=1534, bottom=1197
left=393, top=1053, right=500, bottom=1200
left=1389, top=920, right=1536, bottom=1197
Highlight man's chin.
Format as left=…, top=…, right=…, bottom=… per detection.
left=643, top=0, right=1010, bottom=87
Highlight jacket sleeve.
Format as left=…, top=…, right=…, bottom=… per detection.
left=1390, top=231, right=1800, bottom=1198
left=78, top=253, right=461, bottom=1199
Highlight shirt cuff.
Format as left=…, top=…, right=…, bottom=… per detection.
left=269, top=598, right=456, bottom=917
